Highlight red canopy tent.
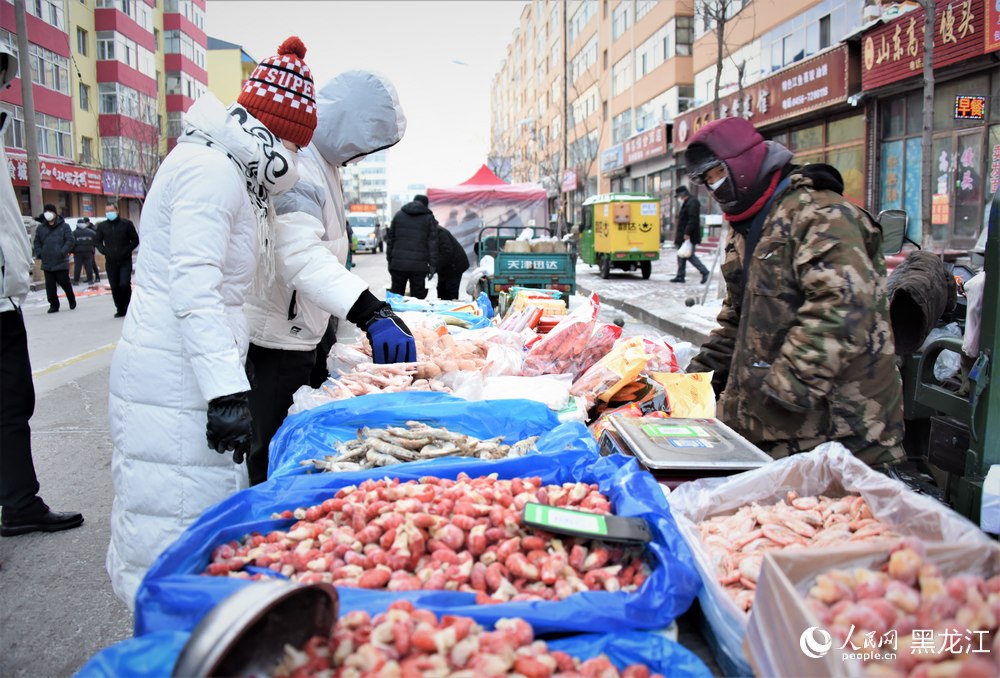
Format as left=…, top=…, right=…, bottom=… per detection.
left=427, top=165, right=549, bottom=263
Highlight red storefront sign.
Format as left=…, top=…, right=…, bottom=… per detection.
left=623, top=125, right=667, bottom=165
left=674, top=45, right=849, bottom=151
left=7, top=154, right=104, bottom=194
left=862, top=2, right=986, bottom=91
left=988, top=0, right=1000, bottom=53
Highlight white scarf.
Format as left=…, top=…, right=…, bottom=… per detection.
left=177, top=94, right=299, bottom=294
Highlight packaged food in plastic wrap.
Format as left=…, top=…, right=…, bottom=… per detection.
left=483, top=373, right=574, bottom=411
left=521, top=293, right=600, bottom=377
left=648, top=371, right=716, bottom=418
left=571, top=336, right=648, bottom=408
left=666, top=442, right=993, bottom=676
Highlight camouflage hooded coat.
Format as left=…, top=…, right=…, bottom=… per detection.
left=689, top=167, right=904, bottom=465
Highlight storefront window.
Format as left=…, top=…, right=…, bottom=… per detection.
left=879, top=140, right=903, bottom=211
left=829, top=146, right=864, bottom=205
left=827, top=116, right=864, bottom=145
left=954, top=132, right=983, bottom=240
left=988, top=125, right=1000, bottom=204
left=934, top=75, right=990, bottom=132
left=903, top=138, right=923, bottom=243
left=790, top=124, right=822, bottom=151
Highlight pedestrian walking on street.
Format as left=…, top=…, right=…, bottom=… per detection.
left=436, top=224, right=469, bottom=300
left=670, top=185, right=710, bottom=285
left=95, top=201, right=139, bottom=318
left=72, top=218, right=100, bottom=284
left=33, top=203, right=76, bottom=313
left=385, top=194, right=439, bottom=299
left=244, top=69, right=413, bottom=486
left=0, top=47, right=83, bottom=537
left=684, top=117, right=904, bottom=466
left=106, top=36, right=315, bottom=608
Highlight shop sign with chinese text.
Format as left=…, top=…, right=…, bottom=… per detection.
left=954, top=95, right=986, bottom=120
left=985, top=0, right=1000, bottom=52
left=862, top=2, right=986, bottom=91
left=600, top=144, right=625, bottom=174
left=673, top=45, right=849, bottom=151
left=623, top=125, right=667, bottom=165
left=7, top=155, right=103, bottom=194
left=102, top=170, right=146, bottom=199
left=561, top=169, right=577, bottom=192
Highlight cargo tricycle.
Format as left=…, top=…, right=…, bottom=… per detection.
left=580, top=193, right=660, bottom=279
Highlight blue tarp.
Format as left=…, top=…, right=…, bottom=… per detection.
left=268, top=392, right=571, bottom=479
left=134, top=448, right=701, bottom=638
left=76, top=627, right=710, bottom=678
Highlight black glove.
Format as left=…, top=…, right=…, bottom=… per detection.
left=206, top=391, right=253, bottom=464
left=364, top=304, right=416, bottom=363
left=427, top=265, right=437, bottom=280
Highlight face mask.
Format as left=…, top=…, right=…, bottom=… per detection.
left=106, top=211, right=118, bottom=221
left=43, top=211, right=55, bottom=221
left=708, top=176, right=737, bottom=208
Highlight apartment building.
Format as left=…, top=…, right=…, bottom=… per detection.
left=206, top=36, right=254, bottom=106
left=491, top=0, right=697, bottom=225
left=494, top=1, right=1000, bottom=249
left=343, top=149, right=392, bottom=225
left=1, top=0, right=208, bottom=220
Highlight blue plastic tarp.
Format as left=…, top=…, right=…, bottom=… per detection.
left=135, top=447, right=700, bottom=638
left=268, top=392, right=569, bottom=479
left=76, top=628, right=710, bottom=678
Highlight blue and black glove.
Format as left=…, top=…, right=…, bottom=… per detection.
left=365, top=306, right=415, bottom=363
left=347, top=290, right=416, bottom=364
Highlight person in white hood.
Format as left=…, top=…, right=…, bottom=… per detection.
left=106, top=37, right=315, bottom=608
left=0, top=46, right=84, bottom=537
left=243, top=70, right=415, bottom=486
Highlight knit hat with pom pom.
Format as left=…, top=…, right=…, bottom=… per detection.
left=237, top=36, right=317, bottom=147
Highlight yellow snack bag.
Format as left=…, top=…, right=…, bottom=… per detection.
left=648, top=371, right=717, bottom=418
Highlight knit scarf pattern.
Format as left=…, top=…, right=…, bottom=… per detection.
left=178, top=98, right=297, bottom=295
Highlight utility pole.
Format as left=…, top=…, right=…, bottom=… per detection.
left=14, top=0, right=43, bottom=215
left=560, top=0, right=568, bottom=238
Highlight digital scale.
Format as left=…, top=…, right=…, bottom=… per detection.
left=600, top=416, right=772, bottom=488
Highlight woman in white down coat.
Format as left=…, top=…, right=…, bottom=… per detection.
left=106, top=38, right=316, bottom=607
left=243, top=70, right=415, bottom=485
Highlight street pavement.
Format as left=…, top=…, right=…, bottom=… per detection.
left=0, top=249, right=709, bottom=676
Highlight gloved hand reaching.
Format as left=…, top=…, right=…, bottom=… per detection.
left=206, top=391, right=253, bottom=464
left=365, top=304, right=416, bottom=363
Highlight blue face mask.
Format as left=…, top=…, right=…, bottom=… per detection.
left=106, top=211, right=118, bottom=221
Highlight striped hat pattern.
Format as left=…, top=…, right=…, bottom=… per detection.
left=237, top=36, right=317, bottom=148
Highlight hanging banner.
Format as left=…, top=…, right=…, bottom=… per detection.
left=7, top=155, right=104, bottom=194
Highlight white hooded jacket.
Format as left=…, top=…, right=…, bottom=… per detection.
left=0, top=52, right=32, bottom=313
left=245, top=70, right=406, bottom=349
left=106, top=94, right=297, bottom=608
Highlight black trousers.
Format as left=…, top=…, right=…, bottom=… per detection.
left=676, top=252, right=709, bottom=279
left=73, top=253, right=99, bottom=283
left=105, top=257, right=133, bottom=314
left=43, top=270, right=76, bottom=310
left=437, top=271, right=463, bottom=300
left=0, top=309, right=45, bottom=516
left=246, top=343, right=317, bottom=486
left=389, top=271, right=428, bottom=299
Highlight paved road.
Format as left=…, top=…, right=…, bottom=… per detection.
left=0, top=253, right=669, bottom=677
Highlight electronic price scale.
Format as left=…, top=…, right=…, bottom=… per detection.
left=600, top=415, right=773, bottom=489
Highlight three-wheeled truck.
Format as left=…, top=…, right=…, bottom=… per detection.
left=579, top=193, right=661, bottom=279
left=474, top=225, right=576, bottom=305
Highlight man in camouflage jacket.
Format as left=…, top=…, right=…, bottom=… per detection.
left=685, top=118, right=904, bottom=466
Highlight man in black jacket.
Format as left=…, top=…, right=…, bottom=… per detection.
left=385, top=194, right=439, bottom=299
left=436, top=225, right=470, bottom=300
left=32, top=204, right=76, bottom=313
left=670, top=185, right=710, bottom=284
left=95, top=202, right=139, bottom=317
left=72, top=218, right=100, bottom=284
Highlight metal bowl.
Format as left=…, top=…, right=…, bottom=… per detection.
left=171, top=581, right=338, bottom=677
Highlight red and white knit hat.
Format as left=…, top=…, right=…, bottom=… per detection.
left=237, top=36, right=317, bottom=147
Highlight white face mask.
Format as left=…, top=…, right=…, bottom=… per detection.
left=43, top=211, right=55, bottom=221
left=708, top=176, right=727, bottom=191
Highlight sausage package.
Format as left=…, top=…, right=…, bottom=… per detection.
left=666, top=442, right=991, bottom=677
